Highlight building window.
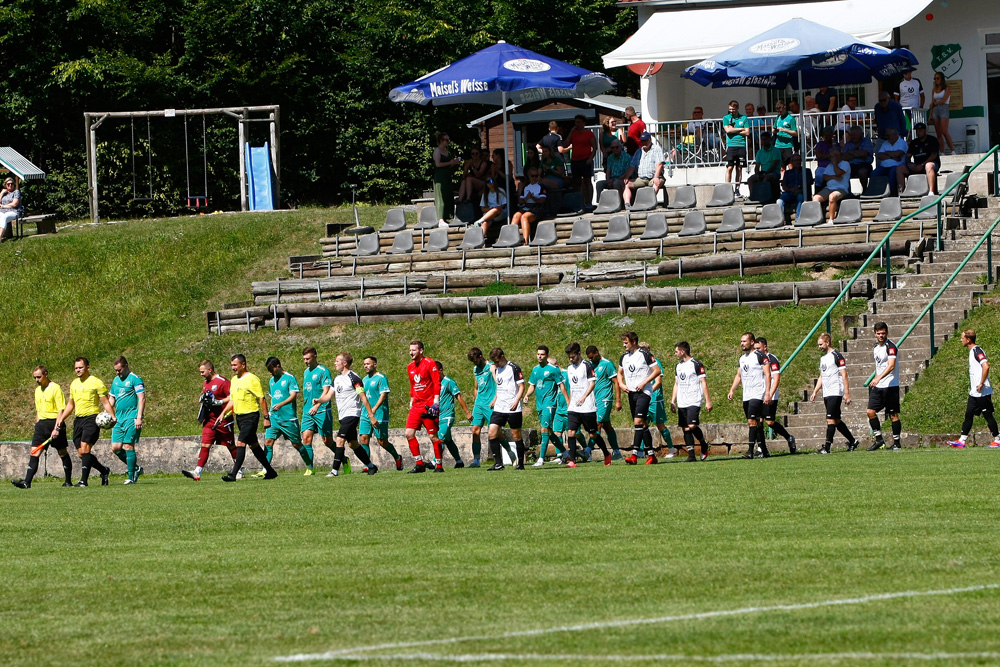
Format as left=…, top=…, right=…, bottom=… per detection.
left=986, top=32, right=1000, bottom=46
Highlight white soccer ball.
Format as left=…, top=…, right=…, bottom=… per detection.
left=95, top=411, right=115, bottom=428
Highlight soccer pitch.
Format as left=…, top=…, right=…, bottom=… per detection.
left=4, top=449, right=1000, bottom=665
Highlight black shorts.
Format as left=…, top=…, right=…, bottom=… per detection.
left=743, top=399, right=764, bottom=421
left=570, top=159, right=594, bottom=180
left=677, top=405, right=700, bottom=428
left=867, top=386, right=900, bottom=416
left=824, top=396, right=843, bottom=421
left=72, top=415, right=100, bottom=448
left=763, top=399, right=779, bottom=421
left=966, top=395, right=995, bottom=417
left=567, top=411, right=598, bottom=434
left=725, top=146, right=747, bottom=167
left=337, top=415, right=360, bottom=441
left=628, top=392, right=651, bottom=421
left=235, top=412, right=260, bottom=446
left=490, top=411, right=523, bottom=429
left=779, top=147, right=794, bottom=166
left=34, top=418, right=68, bottom=451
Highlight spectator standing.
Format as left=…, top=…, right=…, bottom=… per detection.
left=562, top=114, right=598, bottom=211
left=604, top=140, right=631, bottom=197
left=803, top=95, right=822, bottom=143
left=896, top=70, right=925, bottom=110
left=536, top=121, right=563, bottom=156
left=813, top=146, right=851, bottom=223
left=600, top=117, right=626, bottom=159
left=488, top=147, right=516, bottom=204
left=842, top=125, right=875, bottom=192
left=837, top=94, right=864, bottom=136
left=432, top=132, right=461, bottom=225
left=930, top=71, right=956, bottom=154
left=539, top=144, right=565, bottom=191
left=815, top=86, right=838, bottom=113
left=873, top=92, right=907, bottom=144
left=624, top=106, right=646, bottom=155
left=457, top=147, right=489, bottom=204
left=897, top=122, right=940, bottom=195
left=772, top=100, right=798, bottom=168
left=722, top=100, right=751, bottom=197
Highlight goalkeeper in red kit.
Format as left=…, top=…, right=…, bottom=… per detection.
left=405, top=340, right=444, bottom=474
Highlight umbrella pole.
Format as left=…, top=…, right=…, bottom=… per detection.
left=798, top=70, right=810, bottom=209
left=502, top=90, right=512, bottom=224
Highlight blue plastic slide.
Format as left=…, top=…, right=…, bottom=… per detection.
left=245, top=142, right=274, bottom=211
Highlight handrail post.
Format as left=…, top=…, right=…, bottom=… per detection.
left=936, top=200, right=943, bottom=252
left=995, top=150, right=999, bottom=195
left=989, top=234, right=994, bottom=285
left=929, top=305, right=936, bottom=357
left=884, top=241, right=892, bottom=288
left=825, top=313, right=831, bottom=334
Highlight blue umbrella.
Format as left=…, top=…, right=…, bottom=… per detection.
left=391, top=41, right=615, bottom=219
left=682, top=18, right=917, bottom=89
left=682, top=18, right=917, bottom=205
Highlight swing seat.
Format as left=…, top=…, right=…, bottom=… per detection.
left=187, top=196, right=209, bottom=208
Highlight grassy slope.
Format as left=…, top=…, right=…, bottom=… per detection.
left=0, top=206, right=872, bottom=439
left=2, top=451, right=1000, bottom=664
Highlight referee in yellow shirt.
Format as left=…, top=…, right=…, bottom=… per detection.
left=217, top=354, right=278, bottom=482
left=54, top=357, right=116, bottom=487
left=12, top=366, right=75, bottom=489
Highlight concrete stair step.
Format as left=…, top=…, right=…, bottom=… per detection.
left=840, top=340, right=938, bottom=360
left=858, top=310, right=966, bottom=328
left=875, top=285, right=985, bottom=301
left=924, top=249, right=996, bottom=263
left=871, top=297, right=971, bottom=314
left=917, top=259, right=988, bottom=273
left=846, top=331, right=956, bottom=349
left=892, top=272, right=983, bottom=288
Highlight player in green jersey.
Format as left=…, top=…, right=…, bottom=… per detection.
left=262, top=357, right=315, bottom=476
left=640, top=342, right=676, bottom=457
left=467, top=347, right=496, bottom=467
left=360, top=356, right=403, bottom=470
left=586, top=345, right=623, bottom=460
left=524, top=345, right=564, bottom=466
left=109, top=356, right=145, bottom=484
left=549, top=357, right=569, bottom=463
left=436, top=361, right=472, bottom=468
left=301, top=347, right=349, bottom=473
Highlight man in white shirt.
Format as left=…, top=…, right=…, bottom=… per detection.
left=812, top=146, right=851, bottom=223
left=728, top=332, right=772, bottom=459
left=809, top=333, right=860, bottom=454
left=487, top=347, right=526, bottom=470
left=873, top=127, right=908, bottom=195
left=866, top=323, right=902, bottom=451
left=561, top=342, right=611, bottom=467
left=328, top=353, right=379, bottom=476
left=896, top=71, right=925, bottom=110
left=670, top=341, right=713, bottom=462
left=617, top=331, right=660, bottom=464
left=947, top=329, right=1000, bottom=448
left=623, top=131, right=665, bottom=208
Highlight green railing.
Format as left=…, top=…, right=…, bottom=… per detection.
left=862, top=212, right=1000, bottom=386
left=780, top=144, right=1000, bottom=375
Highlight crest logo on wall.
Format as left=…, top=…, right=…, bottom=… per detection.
left=931, top=43, right=963, bottom=77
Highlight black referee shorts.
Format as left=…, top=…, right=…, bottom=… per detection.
left=72, top=415, right=100, bottom=448
left=34, top=418, right=68, bottom=451
left=236, top=412, right=260, bottom=446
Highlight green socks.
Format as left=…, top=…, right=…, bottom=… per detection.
left=660, top=427, right=674, bottom=448
left=265, top=446, right=274, bottom=463
left=125, top=449, right=137, bottom=480
left=114, top=449, right=128, bottom=464
left=550, top=433, right=564, bottom=454
left=606, top=427, right=619, bottom=449
left=444, top=439, right=462, bottom=463
left=471, top=435, right=482, bottom=460
left=540, top=432, right=550, bottom=459
left=360, top=442, right=372, bottom=457
left=297, top=444, right=314, bottom=467
left=381, top=442, right=400, bottom=460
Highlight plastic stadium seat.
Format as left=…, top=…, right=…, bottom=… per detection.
left=354, top=232, right=380, bottom=256
left=458, top=226, right=486, bottom=250
left=860, top=174, right=890, bottom=200
left=630, top=187, right=658, bottom=212
left=557, top=192, right=584, bottom=217
left=706, top=183, right=735, bottom=207
left=943, top=172, right=963, bottom=191
left=422, top=228, right=450, bottom=252
left=678, top=211, right=707, bottom=236
left=755, top=203, right=786, bottom=230
left=529, top=221, right=558, bottom=247
left=872, top=197, right=902, bottom=222
left=603, top=215, right=632, bottom=242
left=667, top=186, right=696, bottom=210
left=566, top=219, right=595, bottom=245
left=640, top=213, right=669, bottom=240
left=493, top=224, right=523, bottom=248
left=717, top=207, right=746, bottom=233
left=793, top=201, right=825, bottom=227
left=416, top=206, right=439, bottom=229
left=382, top=208, right=407, bottom=233
left=914, top=195, right=938, bottom=220
left=900, top=174, right=929, bottom=199
left=452, top=202, right=478, bottom=226
left=832, top=199, right=862, bottom=224
left=594, top=189, right=623, bottom=215
left=386, top=230, right=414, bottom=254
left=745, top=182, right=776, bottom=205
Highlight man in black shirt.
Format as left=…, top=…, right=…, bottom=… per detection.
left=896, top=122, right=940, bottom=195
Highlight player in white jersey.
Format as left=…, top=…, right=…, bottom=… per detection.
left=895, top=71, right=924, bottom=109
left=487, top=348, right=526, bottom=471
left=754, top=338, right=796, bottom=454
left=867, top=322, right=902, bottom=451
left=562, top=342, right=611, bottom=467
left=809, top=332, right=860, bottom=454
left=616, top=331, right=660, bottom=464
left=947, top=329, right=1000, bottom=449
left=727, top=332, right=772, bottom=459
left=327, top=353, right=378, bottom=476
left=670, top=341, right=712, bottom=462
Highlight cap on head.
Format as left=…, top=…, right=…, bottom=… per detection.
left=640, top=131, right=651, bottom=142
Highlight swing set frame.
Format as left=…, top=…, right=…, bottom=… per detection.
left=84, top=105, right=280, bottom=224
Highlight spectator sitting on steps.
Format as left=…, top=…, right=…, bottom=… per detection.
left=897, top=122, right=940, bottom=196
left=623, top=132, right=664, bottom=209
left=746, top=132, right=781, bottom=192
left=475, top=178, right=509, bottom=238
left=813, top=146, right=851, bottom=224
left=0, top=177, right=21, bottom=241
left=604, top=140, right=631, bottom=198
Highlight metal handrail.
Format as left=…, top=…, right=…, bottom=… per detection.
left=780, top=144, right=1000, bottom=375
left=863, top=212, right=1000, bottom=387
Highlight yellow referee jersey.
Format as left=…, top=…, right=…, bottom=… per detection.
left=35, top=382, right=66, bottom=420
left=69, top=375, right=108, bottom=417
left=230, top=372, right=265, bottom=415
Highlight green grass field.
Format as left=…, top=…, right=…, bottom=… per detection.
left=3, top=450, right=1000, bottom=665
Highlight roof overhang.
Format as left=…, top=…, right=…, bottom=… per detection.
left=603, top=0, right=932, bottom=68
left=0, top=147, right=46, bottom=181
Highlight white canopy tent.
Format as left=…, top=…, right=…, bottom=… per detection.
left=603, top=0, right=933, bottom=67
